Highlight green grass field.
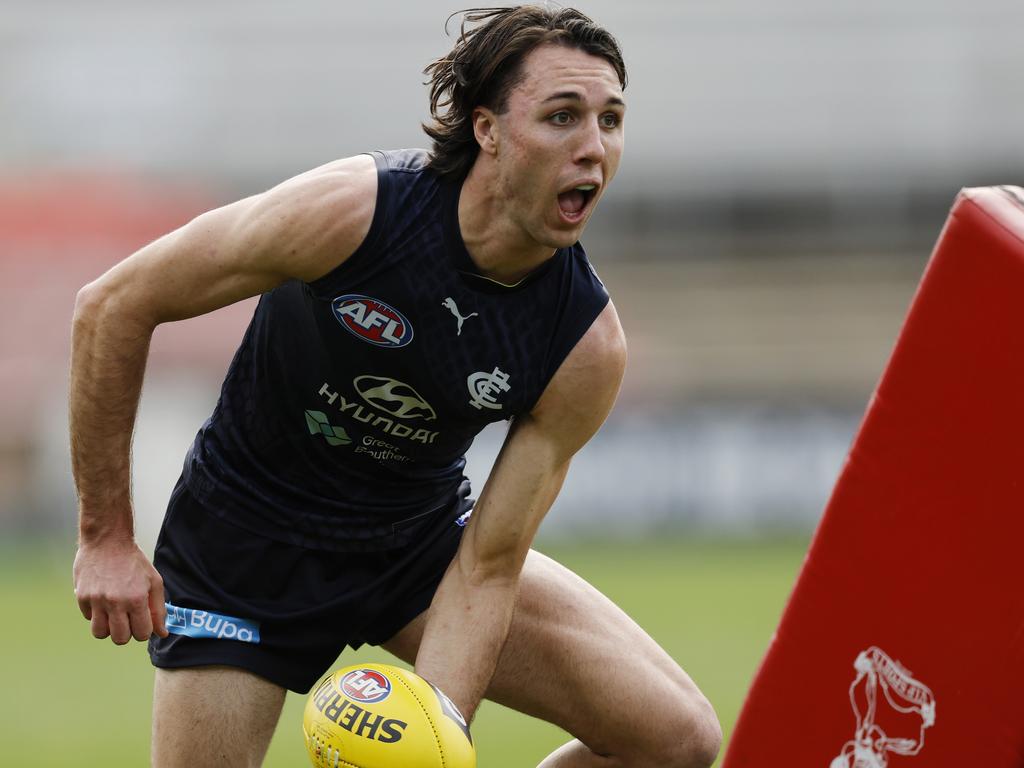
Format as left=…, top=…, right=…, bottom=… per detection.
left=0, top=534, right=808, bottom=767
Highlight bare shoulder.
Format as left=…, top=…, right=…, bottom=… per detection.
left=562, top=300, right=627, bottom=375
left=241, top=153, right=378, bottom=283
left=528, top=301, right=627, bottom=453
left=543, top=301, right=627, bottom=401
left=78, top=154, right=380, bottom=326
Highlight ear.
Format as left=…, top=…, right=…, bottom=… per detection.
left=472, top=106, right=499, bottom=156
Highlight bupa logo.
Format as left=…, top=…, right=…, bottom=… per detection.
left=354, top=375, right=437, bottom=421
left=164, top=601, right=261, bottom=644
left=332, top=294, right=413, bottom=348
left=340, top=669, right=392, bottom=704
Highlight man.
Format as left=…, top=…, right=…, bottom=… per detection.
left=71, top=6, right=721, bottom=767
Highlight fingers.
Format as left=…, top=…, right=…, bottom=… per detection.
left=128, top=597, right=155, bottom=642
left=73, top=544, right=168, bottom=644
left=77, top=592, right=93, bottom=621
left=84, top=594, right=165, bottom=644
left=90, top=608, right=111, bottom=640
left=107, top=609, right=134, bottom=645
left=127, top=568, right=169, bottom=641
left=150, top=575, right=169, bottom=638
left=90, top=600, right=136, bottom=645
left=111, top=598, right=157, bottom=644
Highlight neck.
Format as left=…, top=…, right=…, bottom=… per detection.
left=457, top=161, right=557, bottom=285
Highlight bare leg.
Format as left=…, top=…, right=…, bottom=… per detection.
left=383, top=550, right=721, bottom=768
left=152, top=666, right=286, bottom=768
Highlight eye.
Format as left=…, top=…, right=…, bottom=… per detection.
left=549, top=111, right=573, bottom=126
left=600, top=112, right=622, bottom=129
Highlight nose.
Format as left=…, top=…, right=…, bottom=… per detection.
left=575, top=116, right=606, bottom=165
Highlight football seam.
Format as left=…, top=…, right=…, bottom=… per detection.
left=305, top=731, right=369, bottom=768
left=393, top=673, right=447, bottom=768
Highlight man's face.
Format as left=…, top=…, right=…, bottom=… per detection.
left=486, top=43, right=625, bottom=249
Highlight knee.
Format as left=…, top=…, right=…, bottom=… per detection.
left=687, top=694, right=723, bottom=768
left=645, top=690, right=722, bottom=768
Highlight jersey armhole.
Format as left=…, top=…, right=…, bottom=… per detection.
left=306, top=150, right=391, bottom=296
left=524, top=249, right=612, bottom=414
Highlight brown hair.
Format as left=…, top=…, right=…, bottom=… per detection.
left=423, top=6, right=627, bottom=179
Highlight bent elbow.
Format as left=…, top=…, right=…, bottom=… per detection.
left=73, top=273, right=157, bottom=338
left=74, top=280, right=102, bottom=318
left=72, top=280, right=111, bottom=337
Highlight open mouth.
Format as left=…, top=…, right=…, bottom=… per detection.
left=557, top=183, right=598, bottom=224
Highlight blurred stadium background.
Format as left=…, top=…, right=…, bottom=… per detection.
left=1, top=1, right=1021, bottom=765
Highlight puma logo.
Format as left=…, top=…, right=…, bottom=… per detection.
left=442, top=297, right=478, bottom=336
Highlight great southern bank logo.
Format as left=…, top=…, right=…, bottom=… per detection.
left=164, top=602, right=260, bottom=644
left=332, top=294, right=413, bottom=348
left=340, top=669, right=392, bottom=704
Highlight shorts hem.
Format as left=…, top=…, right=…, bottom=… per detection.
left=363, top=588, right=436, bottom=647
left=149, top=640, right=326, bottom=694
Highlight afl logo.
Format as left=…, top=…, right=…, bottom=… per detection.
left=331, top=294, right=413, bottom=348
left=340, top=669, right=392, bottom=704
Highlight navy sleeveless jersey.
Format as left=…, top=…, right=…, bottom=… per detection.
left=183, top=149, right=610, bottom=550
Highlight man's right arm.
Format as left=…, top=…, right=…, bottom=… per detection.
left=70, top=154, right=377, bottom=645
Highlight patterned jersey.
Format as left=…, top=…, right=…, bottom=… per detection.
left=182, top=149, right=610, bottom=550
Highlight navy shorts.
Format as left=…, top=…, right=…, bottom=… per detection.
left=147, top=479, right=471, bottom=693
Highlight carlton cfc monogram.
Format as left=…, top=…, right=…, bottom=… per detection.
left=467, top=366, right=511, bottom=410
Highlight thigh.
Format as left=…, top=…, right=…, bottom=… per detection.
left=152, top=666, right=286, bottom=768
left=382, top=549, right=716, bottom=758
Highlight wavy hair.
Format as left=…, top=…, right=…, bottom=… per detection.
left=423, top=6, right=627, bottom=179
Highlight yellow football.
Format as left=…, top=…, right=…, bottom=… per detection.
left=303, top=663, right=476, bottom=768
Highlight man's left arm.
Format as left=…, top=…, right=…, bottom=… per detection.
left=413, top=301, right=627, bottom=721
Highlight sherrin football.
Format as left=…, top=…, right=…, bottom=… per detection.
left=303, top=663, right=476, bottom=768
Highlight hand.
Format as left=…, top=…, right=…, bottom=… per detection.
left=73, top=538, right=168, bottom=644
